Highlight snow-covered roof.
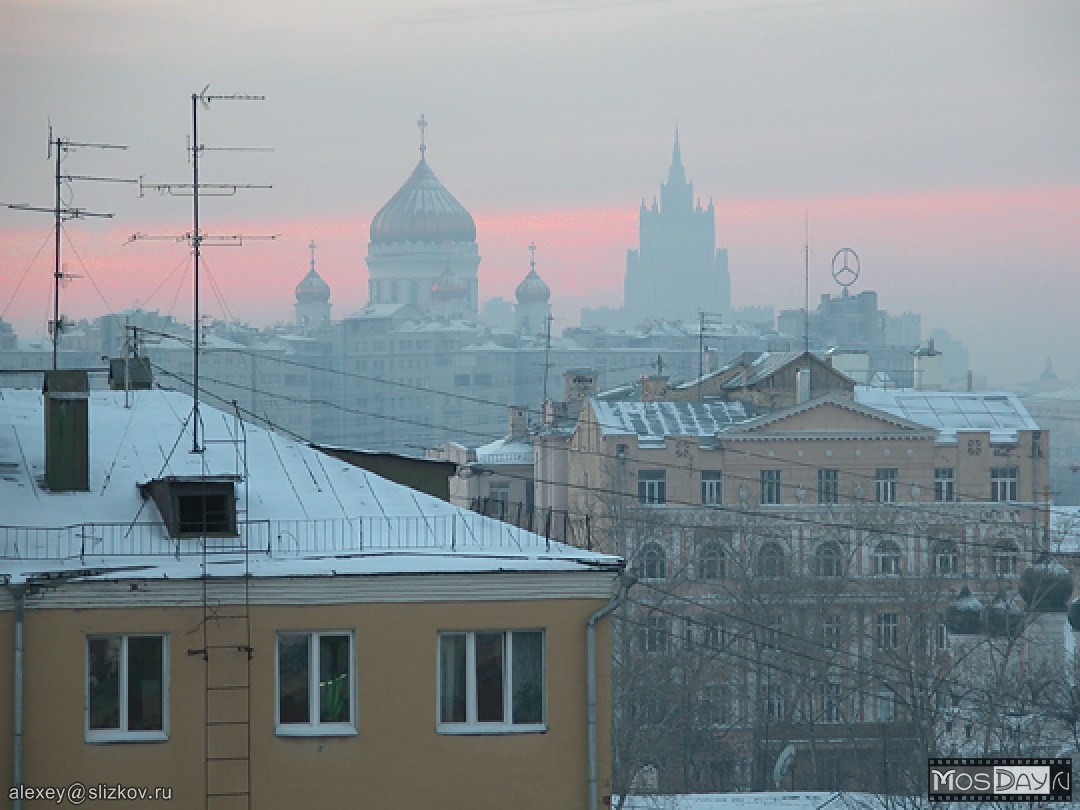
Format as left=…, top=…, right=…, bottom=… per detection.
left=0, top=387, right=620, bottom=583
left=591, top=398, right=754, bottom=446
left=474, top=436, right=534, bottom=465
left=855, top=387, right=1038, bottom=444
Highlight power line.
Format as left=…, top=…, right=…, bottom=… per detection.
left=149, top=362, right=1071, bottom=556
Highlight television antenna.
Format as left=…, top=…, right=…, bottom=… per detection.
left=831, top=247, right=860, bottom=297
left=697, top=311, right=723, bottom=398
left=127, top=87, right=275, bottom=453
left=2, top=122, right=136, bottom=368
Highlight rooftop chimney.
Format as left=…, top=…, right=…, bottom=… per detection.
left=508, top=405, right=528, bottom=441
left=43, top=369, right=90, bottom=491
left=563, top=369, right=598, bottom=416
left=640, top=375, right=669, bottom=403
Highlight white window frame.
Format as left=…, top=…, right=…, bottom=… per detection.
left=275, top=630, right=356, bottom=737
left=437, top=630, right=547, bottom=735
left=934, top=467, right=955, bottom=502
left=760, top=469, right=782, bottom=505
left=876, top=613, right=899, bottom=650
left=638, top=470, right=666, bottom=505
left=85, top=633, right=169, bottom=743
left=701, top=471, right=723, bottom=505
left=876, top=468, right=898, bottom=503
left=990, top=466, right=1019, bottom=503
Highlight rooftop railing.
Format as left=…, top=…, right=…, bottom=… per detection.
left=0, top=513, right=559, bottom=562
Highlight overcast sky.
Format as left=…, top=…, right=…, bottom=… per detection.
left=1, top=0, right=1078, bottom=385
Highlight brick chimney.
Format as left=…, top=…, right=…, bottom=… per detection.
left=43, top=369, right=90, bottom=491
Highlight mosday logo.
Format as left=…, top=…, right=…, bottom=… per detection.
left=928, top=759, right=1072, bottom=803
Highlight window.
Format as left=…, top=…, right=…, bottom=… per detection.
left=638, top=470, right=666, bottom=504
left=700, top=683, right=729, bottom=726
left=641, top=543, right=667, bottom=580
left=140, top=477, right=238, bottom=538
left=876, top=468, right=897, bottom=503
left=934, top=467, right=955, bottom=502
left=820, top=682, right=843, bottom=724
left=876, top=613, right=899, bottom=650
left=86, top=634, right=167, bottom=742
left=991, top=466, right=1019, bottom=502
left=817, top=469, right=839, bottom=504
left=277, top=632, right=354, bottom=735
left=757, top=543, right=786, bottom=578
left=697, top=541, right=725, bottom=580
left=822, top=614, right=841, bottom=649
left=762, top=615, right=783, bottom=652
left=488, top=482, right=510, bottom=518
left=639, top=615, right=668, bottom=654
left=874, top=540, right=902, bottom=576
left=701, top=470, right=723, bottom=505
left=438, top=630, right=544, bottom=733
left=760, top=470, right=782, bottom=505
left=992, top=542, right=1018, bottom=577
left=932, top=537, right=959, bottom=576
left=936, top=616, right=949, bottom=651
left=766, top=686, right=786, bottom=721
left=876, top=691, right=896, bottom=723
left=816, top=542, right=844, bottom=577
left=702, top=617, right=725, bottom=649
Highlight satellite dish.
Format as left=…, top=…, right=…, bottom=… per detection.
left=773, top=743, right=797, bottom=789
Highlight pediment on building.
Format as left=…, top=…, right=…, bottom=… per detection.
left=721, top=395, right=934, bottom=438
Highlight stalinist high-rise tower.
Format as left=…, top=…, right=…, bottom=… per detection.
left=623, top=132, right=730, bottom=323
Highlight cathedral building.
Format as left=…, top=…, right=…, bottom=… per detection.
left=294, top=240, right=332, bottom=329
left=623, top=131, right=730, bottom=324
left=364, top=131, right=481, bottom=317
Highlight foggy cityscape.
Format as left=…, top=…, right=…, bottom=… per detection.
left=1, top=1, right=1079, bottom=807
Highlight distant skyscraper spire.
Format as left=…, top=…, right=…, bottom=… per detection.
left=668, top=126, right=686, bottom=186
left=418, top=114, right=428, bottom=158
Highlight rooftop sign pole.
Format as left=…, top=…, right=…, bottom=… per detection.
left=3, top=124, right=136, bottom=369
left=128, top=87, right=275, bottom=453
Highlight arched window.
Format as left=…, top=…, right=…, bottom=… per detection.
left=932, top=538, right=959, bottom=576
left=874, top=540, right=902, bottom=576
left=756, top=543, right=786, bottom=579
left=816, top=542, right=844, bottom=578
left=641, top=543, right=667, bottom=580
left=697, top=542, right=725, bottom=581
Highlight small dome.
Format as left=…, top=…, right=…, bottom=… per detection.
left=985, top=589, right=1024, bottom=638
left=515, top=268, right=550, bottom=304
left=295, top=269, right=331, bottom=304
left=1019, top=557, right=1073, bottom=613
left=1068, top=597, right=1080, bottom=631
left=369, top=158, right=476, bottom=246
left=945, top=585, right=985, bottom=636
left=431, top=268, right=468, bottom=302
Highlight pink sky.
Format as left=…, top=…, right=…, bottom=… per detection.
left=2, top=184, right=1078, bottom=385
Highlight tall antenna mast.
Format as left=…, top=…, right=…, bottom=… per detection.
left=3, top=125, right=135, bottom=368
left=804, top=209, right=810, bottom=356
left=129, top=87, right=274, bottom=453
left=542, top=312, right=554, bottom=406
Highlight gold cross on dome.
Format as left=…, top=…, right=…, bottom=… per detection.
left=418, top=114, right=427, bottom=156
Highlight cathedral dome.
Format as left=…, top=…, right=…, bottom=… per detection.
left=369, top=158, right=476, bottom=246
left=295, top=269, right=331, bottom=304
left=515, top=268, right=550, bottom=305
left=431, top=267, right=468, bottom=302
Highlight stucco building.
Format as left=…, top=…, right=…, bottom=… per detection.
left=0, top=372, right=625, bottom=808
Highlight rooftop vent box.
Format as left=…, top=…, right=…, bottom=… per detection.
left=108, top=356, right=153, bottom=390
left=139, top=476, right=240, bottom=538
left=43, top=369, right=89, bottom=492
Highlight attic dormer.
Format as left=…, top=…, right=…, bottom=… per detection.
left=139, top=475, right=240, bottom=538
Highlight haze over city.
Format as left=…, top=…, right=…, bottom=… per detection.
left=2, top=0, right=1078, bottom=385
